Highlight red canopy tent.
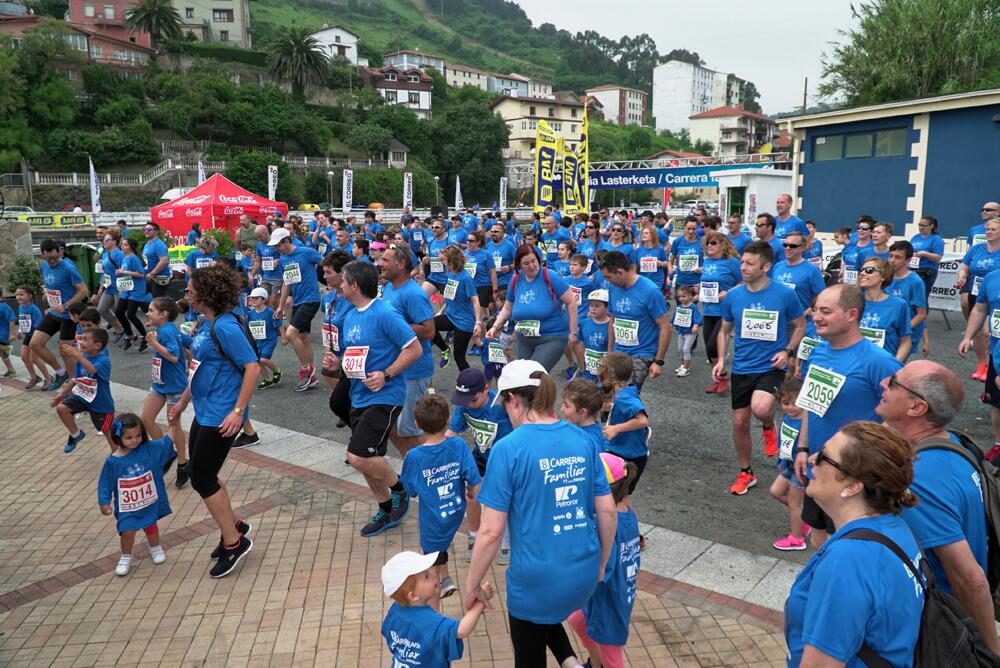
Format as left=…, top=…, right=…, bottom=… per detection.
left=151, top=173, right=288, bottom=242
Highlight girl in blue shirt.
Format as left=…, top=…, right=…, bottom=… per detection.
left=599, top=352, right=651, bottom=493
left=598, top=224, right=636, bottom=268
left=700, top=233, right=742, bottom=390
left=670, top=220, right=704, bottom=287
left=15, top=285, right=52, bottom=389
left=115, top=237, right=151, bottom=352
left=432, top=247, right=483, bottom=371
left=909, top=215, right=944, bottom=299
left=551, top=240, right=574, bottom=277
left=464, top=230, right=497, bottom=309
left=859, top=259, right=912, bottom=361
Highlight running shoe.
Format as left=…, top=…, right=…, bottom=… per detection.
left=271, top=368, right=282, bottom=386
left=110, top=330, right=124, bottom=344
left=496, top=547, right=510, bottom=566
left=175, top=462, right=189, bottom=489
left=210, top=520, right=253, bottom=559
left=150, top=545, right=167, bottom=564
left=360, top=509, right=393, bottom=537
left=115, top=554, right=132, bottom=576
left=440, top=576, right=458, bottom=599
left=772, top=534, right=807, bottom=551
left=716, top=376, right=729, bottom=395
left=257, top=377, right=272, bottom=390
left=25, top=377, right=41, bottom=391
left=803, top=524, right=812, bottom=538
left=209, top=535, right=253, bottom=578
left=294, top=374, right=318, bottom=392
left=232, top=432, right=260, bottom=448
left=674, top=366, right=685, bottom=374
left=64, top=430, right=86, bottom=453
left=973, top=363, right=988, bottom=381
left=676, top=367, right=690, bottom=377
left=48, top=373, right=69, bottom=392
left=389, top=489, right=410, bottom=524
left=762, top=424, right=778, bottom=457
left=705, top=380, right=720, bottom=393
left=565, top=364, right=579, bottom=381
left=137, top=339, right=149, bottom=353
left=120, top=336, right=135, bottom=351
left=2, top=369, right=15, bottom=377
left=729, top=471, right=757, bottom=495
left=465, top=535, right=475, bottom=563
left=639, top=534, right=648, bottom=551
left=985, top=443, right=1000, bottom=464
left=468, top=345, right=483, bottom=356
left=438, top=348, right=451, bottom=368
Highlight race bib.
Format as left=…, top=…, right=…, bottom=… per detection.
left=412, top=230, right=423, bottom=242
left=317, top=244, right=328, bottom=256
left=180, top=321, right=195, bottom=336
left=283, top=263, right=302, bottom=285
left=71, top=377, right=97, bottom=403
left=151, top=357, right=162, bottom=384
left=860, top=326, right=886, bottom=348
left=234, top=251, right=243, bottom=262
left=544, top=240, right=558, bottom=255
left=465, top=415, right=498, bottom=453
left=343, top=346, right=369, bottom=380
left=639, top=256, right=658, bottom=273
left=679, top=254, right=699, bottom=272
left=909, top=254, right=920, bottom=269
left=464, top=261, right=477, bottom=278
left=584, top=348, right=605, bottom=375
left=515, top=320, right=540, bottom=337
left=95, top=262, right=103, bottom=274
left=586, top=259, right=594, bottom=273
left=248, top=320, right=266, bottom=340
left=322, top=323, right=339, bottom=352
left=493, top=255, right=502, bottom=270
left=195, top=258, right=214, bottom=269
left=779, top=421, right=800, bottom=461
left=972, top=275, right=983, bottom=297
left=116, top=276, right=134, bottom=293
left=443, top=279, right=459, bottom=300
left=797, top=336, right=820, bottom=360
left=45, top=289, right=62, bottom=308
left=843, top=269, right=859, bottom=285
left=991, top=309, right=1000, bottom=338
left=673, top=307, right=692, bottom=329
left=700, top=282, right=719, bottom=303
left=18, top=314, right=31, bottom=333
left=430, top=258, right=444, bottom=274
left=613, top=318, right=639, bottom=347
left=117, top=471, right=158, bottom=513
left=101, top=274, right=111, bottom=289
left=261, top=256, right=276, bottom=272
left=570, top=286, right=582, bottom=305
left=797, top=364, right=847, bottom=418
left=740, top=309, right=779, bottom=342
left=973, top=234, right=987, bottom=245
left=487, top=342, right=507, bottom=364
left=187, top=359, right=201, bottom=383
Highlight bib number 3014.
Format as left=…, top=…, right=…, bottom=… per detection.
left=796, top=364, right=847, bottom=418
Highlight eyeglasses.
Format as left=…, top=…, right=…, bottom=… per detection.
left=815, top=448, right=857, bottom=478
left=783, top=243, right=802, bottom=249
left=103, top=237, right=113, bottom=243
left=706, top=240, right=720, bottom=246
left=857, top=226, right=871, bottom=231
left=613, top=228, right=625, bottom=233
left=888, top=373, right=926, bottom=402
left=860, top=266, right=879, bottom=275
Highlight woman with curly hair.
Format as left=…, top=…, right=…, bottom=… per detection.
left=169, top=263, right=260, bottom=578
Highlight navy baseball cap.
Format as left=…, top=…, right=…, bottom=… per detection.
left=451, top=368, right=487, bottom=406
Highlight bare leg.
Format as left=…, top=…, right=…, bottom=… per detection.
left=30, top=332, right=62, bottom=372
left=141, top=394, right=167, bottom=440
left=120, top=530, right=137, bottom=555
left=732, top=407, right=752, bottom=469
left=346, top=453, right=398, bottom=503
left=56, top=404, right=79, bottom=434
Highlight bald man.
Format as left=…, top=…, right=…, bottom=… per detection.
left=876, top=360, right=998, bottom=654
left=774, top=193, right=809, bottom=242
left=967, top=200, right=1000, bottom=246
left=540, top=215, right=570, bottom=266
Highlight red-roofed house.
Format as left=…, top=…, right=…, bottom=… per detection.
left=689, top=105, right=776, bottom=156
left=67, top=0, right=151, bottom=48
left=361, top=65, right=433, bottom=119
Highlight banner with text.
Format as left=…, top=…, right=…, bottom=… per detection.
left=403, top=172, right=413, bottom=208
left=576, top=106, right=589, bottom=214
left=562, top=151, right=579, bottom=214
left=342, top=169, right=353, bottom=214
left=588, top=163, right=767, bottom=190
left=267, top=165, right=278, bottom=202
left=499, top=177, right=507, bottom=211
left=533, top=119, right=558, bottom=212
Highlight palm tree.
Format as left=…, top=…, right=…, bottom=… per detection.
left=124, top=0, right=182, bottom=47
left=267, top=27, right=329, bottom=103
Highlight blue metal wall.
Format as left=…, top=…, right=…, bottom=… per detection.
left=922, top=105, right=1000, bottom=238
left=798, top=117, right=918, bottom=233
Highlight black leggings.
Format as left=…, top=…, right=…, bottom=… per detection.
left=475, top=285, right=493, bottom=309
left=432, top=313, right=473, bottom=371
left=328, top=373, right=352, bottom=425
left=115, top=298, right=147, bottom=338
left=508, top=614, right=576, bottom=668
left=702, top=314, right=723, bottom=361
left=189, top=419, right=235, bottom=499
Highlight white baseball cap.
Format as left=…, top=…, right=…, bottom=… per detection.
left=249, top=287, right=268, bottom=300
left=491, top=358, right=546, bottom=406
left=382, top=551, right=439, bottom=597
left=588, top=289, right=609, bottom=303
left=267, top=228, right=291, bottom=246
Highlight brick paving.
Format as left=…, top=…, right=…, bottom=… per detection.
left=0, top=378, right=788, bottom=667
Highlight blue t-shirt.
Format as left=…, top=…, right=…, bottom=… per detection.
left=448, top=391, right=514, bottom=456
left=17, top=303, right=43, bottom=337
left=381, top=603, right=463, bottom=667
left=774, top=214, right=808, bottom=240
left=97, top=436, right=175, bottom=533
left=464, top=248, right=493, bottom=288
left=858, top=245, right=890, bottom=264
left=142, top=237, right=171, bottom=278
left=100, top=249, right=124, bottom=296
left=672, top=302, right=703, bottom=335
left=447, top=227, right=468, bottom=246
left=670, top=237, right=703, bottom=286
left=541, top=228, right=571, bottom=265
left=778, top=414, right=802, bottom=462
left=120, top=254, right=150, bottom=302
left=186, top=229, right=200, bottom=245
left=151, top=322, right=188, bottom=394
left=400, top=436, right=482, bottom=553
left=599, top=241, right=637, bottom=269
left=968, top=223, right=986, bottom=246
left=184, top=250, right=218, bottom=271
left=322, top=289, right=354, bottom=355
left=443, top=270, right=477, bottom=332
left=784, top=514, right=924, bottom=668
left=487, top=237, right=518, bottom=287
left=477, top=421, right=612, bottom=624
left=859, top=295, right=911, bottom=357
left=766, top=236, right=786, bottom=268
left=341, top=299, right=417, bottom=409
left=976, top=270, right=1000, bottom=359
left=72, top=348, right=114, bottom=413
left=607, top=385, right=648, bottom=459
left=720, top=281, right=803, bottom=375
left=508, top=269, right=571, bottom=337
left=255, top=241, right=283, bottom=281
left=190, top=313, right=258, bottom=428
left=577, top=317, right=610, bottom=382
left=772, top=259, right=826, bottom=312
left=636, top=245, right=668, bottom=287
left=583, top=508, right=640, bottom=646
left=902, top=447, right=988, bottom=596
left=550, top=259, right=571, bottom=277
left=565, top=275, right=595, bottom=323
left=580, top=421, right=609, bottom=452
left=841, top=240, right=873, bottom=273
left=380, top=279, right=435, bottom=380
left=727, top=232, right=753, bottom=254
left=608, top=275, right=668, bottom=357
left=247, top=306, right=281, bottom=356
left=800, top=339, right=901, bottom=456
left=426, top=236, right=450, bottom=284
left=278, top=246, right=324, bottom=306
left=909, top=233, right=944, bottom=271
left=41, top=258, right=84, bottom=320
left=886, top=271, right=928, bottom=340
left=0, top=303, right=13, bottom=344
left=699, top=257, right=742, bottom=318
left=805, top=239, right=824, bottom=261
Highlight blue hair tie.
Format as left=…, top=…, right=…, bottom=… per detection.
left=113, top=419, right=123, bottom=438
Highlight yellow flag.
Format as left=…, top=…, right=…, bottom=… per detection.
left=534, top=120, right=558, bottom=213
left=576, top=105, right=590, bottom=214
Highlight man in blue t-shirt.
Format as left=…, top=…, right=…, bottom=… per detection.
left=32, top=238, right=90, bottom=391
left=886, top=240, right=928, bottom=355
left=877, top=360, right=999, bottom=654
left=487, top=221, right=518, bottom=289
left=322, top=261, right=422, bottom=538
left=771, top=231, right=826, bottom=313
left=967, top=200, right=999, bottom=246
left=725, top=214, right=752, bottom=255
left=540, top=216, right=570, bottom=266
left=252, top=225, right=285, bottom=307
left=774, top=194, right=809, bottom=240
left=600, top=251, right=671, bottom=392
left=271, top=227, right=324, bottom=392
left=142, top=223, right=172, bottom=298
left=714, top=241, right=805, bottom=497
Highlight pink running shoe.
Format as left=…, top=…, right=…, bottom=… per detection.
left=772, top=534, right=807, bottom=551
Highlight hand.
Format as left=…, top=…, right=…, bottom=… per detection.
left=481, top=581, right=495, bottom=601
left=711, top=360, right=726, bottom=382
left=273, top=308, right=283, bottom=320
left=145, top=330, right=157, bottom=345
left=958, top=338, right=972, bottom=357
left=794, top=451, right=809, bottom=481
left=921, top=338, right=930, bottom=356
left=145, top=273, right=153, bottom=282
left=363, top=370, right=386, bottom=392
left=567, top=332, right=578, bottom=345
left=50, top=395, right=62, bottom=408
left=50, top=304, right=65, bottom=315
left=100, top=505, right=113, bottom=515
left=603, top=424, right=619, bottom=441
left=168, top=397, right=188, bottom=425
left=60, top=342, right=81, bottom=359
left=115, top=268, right=126, bottom=276
left=486, top=327, right=499, bottom=340
left=218, top=411, right=244, bottom=438
left=322, top=351, right=341, bottom=373
left=463, top=583, right=493, bottom=612
left=770, top=351, right=789, bottom=368
left=648, top=362, right=662, bottom=380
left=954, top=277, right=967, bottom=289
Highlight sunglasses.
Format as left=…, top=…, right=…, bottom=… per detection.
left=431, top=226, right=443, bottom=230
left=815, top=448, right=857, bottom=478
left=857, top=226, right=871, bottom=231
left=144, top=227, right=155, bottom=232
left=706, top=240, right=720, bottom=246
left=585, top=225, right=596, bottom=229
left=887, top=373, right=926, bottom=401
left=982, top=208, right=998, bottom=213
left=860, top=266, right=879, bottom=275
left=613, top=228, right=625, bottom=233
left=103, top=237, right=113, bottom=243
left=783, top=243, right=802, bottom=249
left=754, top=223, right=768, bottom=228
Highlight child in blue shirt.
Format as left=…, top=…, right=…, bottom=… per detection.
left=15, top=285, right=52, bottom=390
left=0, top=298, right=15, bottom=377
left=399, top=395, right=481, bottom=604
left=51, top=327, right=115, bottom=453
left=577, top=290, right=610, bottom=383
left=473, top=314, right=507, bottom=383
left=568, top=452, right=641, bottom=668
left=672, top=284, right=703, bottom=377
left=247, top=287, right=286, bottom=388
left=561, top=379, right=610, bottom=453
left=177, top=298, right=201, bottom=336
left=769, top=376, right=809, bottom=552
left=381, top=551, right=494, bottom=667
left=98, top=413, right=176, bottom=577
left=599, top=352, right=650, bottom=496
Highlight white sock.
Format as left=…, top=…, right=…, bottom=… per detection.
left=469, top=531, right=477, bottom=539
left=70, top=430, right=82, bottom=438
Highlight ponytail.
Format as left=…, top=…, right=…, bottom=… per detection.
left=529, top=371, right=557, bottom=414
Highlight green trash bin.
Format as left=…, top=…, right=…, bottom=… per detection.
left=64, top=243, right=101, bottom=296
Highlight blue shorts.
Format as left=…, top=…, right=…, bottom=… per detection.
left=257, top=340, right=276, bottom=360
left=484, top=362, right=504, bottom=381
left=778, top=459, right=805, bottom=490
left=396, top=376, right=431, bottom=438
left=149, top=387, right=184, bottom=404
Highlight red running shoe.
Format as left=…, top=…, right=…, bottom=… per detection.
left=763, top=424, right=779, bottom=457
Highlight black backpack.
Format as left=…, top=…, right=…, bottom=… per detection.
left=916, top=432, right=1000, bottom=621
left=843, top=529, right=1000, bottom=668
left=208, top=312, right=259, bottom=376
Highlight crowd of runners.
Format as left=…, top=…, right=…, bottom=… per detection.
left=4, top=196, right=999, bottom=667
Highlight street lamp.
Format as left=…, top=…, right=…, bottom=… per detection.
left=327, top=171, right=334, bottom=207
left=434, top=175, right=440, bottom=206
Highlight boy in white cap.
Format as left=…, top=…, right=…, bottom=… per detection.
left=246, top=286, right=286, bottom=390
left=381, top=550, right=494, bottom=667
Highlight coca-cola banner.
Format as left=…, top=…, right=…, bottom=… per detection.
left=343, top=169, right=353, bottom=214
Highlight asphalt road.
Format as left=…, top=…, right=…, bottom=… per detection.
left=99, top=308, right=988, bottom=564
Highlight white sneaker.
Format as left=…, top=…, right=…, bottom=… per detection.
left=149, top=545, right=166, bottom=564
left=440, top=576, right=458, bottom=599
left=465, top=535, right=475, bottom=563
left=115, top=554, right=132, bottom=576
left=676, top=367, right=690, bottom=377
left=674, top=365, right=685, bottom=374
left=497, top=547, right=510, bottom=566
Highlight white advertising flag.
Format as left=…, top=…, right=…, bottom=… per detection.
left=197, top=160, right=206, bottom=184
left=455, top=175, right=463, bottom=210
left=499, top=177, right=508, bottom=211
left=88, top=156, right=101, bottom=214
left=403, top=172, right=413, bottom=208
left=267, top=165, right=278, bottom=202
left=342, top=169, right=353, bottom=214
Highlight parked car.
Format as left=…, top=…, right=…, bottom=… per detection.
left=3, top=205, right=34, bottom=214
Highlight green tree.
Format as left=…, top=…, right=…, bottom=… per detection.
left=94, top=97, right=145, bottom=127
left=25, top=0, right=68, bottom=19
left=431, top=87, right=508, bottom=203
left=345, top=123, right=392, bottom=158
left=266, top=26, right=329, bottom=103
left=123, top=0, right=182, bottom=46
left=365, top=105, right=434, bottom=165
left=741, top=82, right=762, bottom=113
left=820, top=0, right=1000, bottom=106
left=225, top=152, right=300, bottom=204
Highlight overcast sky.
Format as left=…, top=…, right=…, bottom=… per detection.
left=514, top=0, right=862, bottom=113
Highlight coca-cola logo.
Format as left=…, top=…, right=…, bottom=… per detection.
left=219, top=195, right=259, bottom=204
left=185, top=207, right=203, bottom=216
left=159, top=209, right=174, bottom=218
left=259, top=206, right=278, bottom=214
left=224, top=207, right=245, bottom=215
left=174, top=195, right=211, bottom=206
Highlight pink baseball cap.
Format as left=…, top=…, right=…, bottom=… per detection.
left=600, top=452, right=627, bottom=484
left=371, top=241, right=388, bottom=251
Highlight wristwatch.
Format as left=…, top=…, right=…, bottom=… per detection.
left=652, top=359, right=665, bottom=367
left=383, top=370, right=393, bottom=382
left=784, top=348, right=796, bottom=358
left=233, top=406, right=244, bottom=416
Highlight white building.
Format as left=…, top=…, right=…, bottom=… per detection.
left=309, top=25, right=367, bottom=66
left=382, top=49, right=444, bottom=74
left=444, top=62, right=488, bottom=90
left=361, top=66, right=433, bottom=119
left=584, top=84, right=647, bottom=126
left=521, top=75, right=553, bottom=99
left=689, top=106, right=776, bottom=156
left=652, top=60, right=746, bottom=134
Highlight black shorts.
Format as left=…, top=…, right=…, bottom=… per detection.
left=60, top=395, right=115, bottom=432
left=36, top=313, right=76, bottom=341
left=23, top=333, right=34, bottom=346
left=475, top=285, right=493, bottom=309
left=289, top=301, right=320, bottom=333
left=983, top=356, right=1000, bottom=408
left=347, top=404, right=401, bottom=458
left=730, top=369, right=785, bottom=410
left=802, top=489, right=837, bottom=534
left=609, top=452, right=647, bottom=495
left=427, top=549, right=449, bottom=566
left=428, top=279, right=446, bottom=294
